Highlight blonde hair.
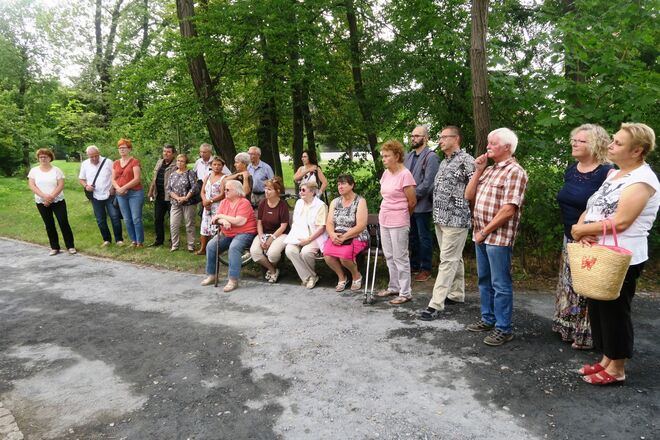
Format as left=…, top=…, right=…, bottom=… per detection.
left=570, top=124, right=611, bottom=164
left=300, top=181, right=319, bottom=195
left=620, top=123, right=656, bottom=158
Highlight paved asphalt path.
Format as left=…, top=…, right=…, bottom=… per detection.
left=0, top=238, right=658, bottom=440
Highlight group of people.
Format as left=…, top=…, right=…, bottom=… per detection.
left=28, top=121, right=658, bottom=386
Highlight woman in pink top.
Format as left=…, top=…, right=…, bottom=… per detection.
left=377, top=140, right=417, bottom=304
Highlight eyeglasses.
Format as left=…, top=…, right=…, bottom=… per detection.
left=438, top=135, right=458, bottom=140
left=299, top=188, right=308, bottom=193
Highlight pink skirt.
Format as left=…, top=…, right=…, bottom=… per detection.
left=323, top=239, right=368, bottom=260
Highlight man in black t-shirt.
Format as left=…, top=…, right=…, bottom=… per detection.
left=147, top=144, right=177, bottom=246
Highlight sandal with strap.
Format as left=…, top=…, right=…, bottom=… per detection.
left=582, top=370, right=625, bottom=385
left=350, top=277, right=362, bottom=291
left=578, top=363, right=605, bottom=376
left=335, top=279, right=348, bottom=292
left=376, top=289, right=399, bottom=297
left=389, top=296, right=411, bottom=305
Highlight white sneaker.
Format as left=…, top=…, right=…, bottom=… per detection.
left=200, top=276, right=216, bottom=286
left=102, top=241, right=111, bottom=247
left=306, top=275, right=319, bottom=289
left=116, top=241, right=124, bottom=246
left=269, top=268, right=280, bottom=283
left=49, top=249, right=60, bottom=256
left=68, top=248, right=77, bottom=255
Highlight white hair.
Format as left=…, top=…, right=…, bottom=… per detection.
left=300, top=181, right=319, bottom=195
left=86, top=145, right=99, bottom=154
left=248, top=146, right=261, bottom=155
left=225, top=179, right=245, bottom=197
left=235, top=152, right=250, bottom=165
left=489, top=127, right=519, bottom=154
left=199, top=143, right=213, bottom=152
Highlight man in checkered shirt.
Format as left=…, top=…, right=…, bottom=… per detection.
left=464, top=127, right=528, bottom=346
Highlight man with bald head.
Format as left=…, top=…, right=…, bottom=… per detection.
left=79, top=145, right=123, bottom=246
left=404, top=125, right=440, bottom=282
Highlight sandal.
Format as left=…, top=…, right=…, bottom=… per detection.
left=376, top=289, right=399, bottom=297
left=578, top=363, right=604, bottom=376
left=582, top=370, right=625, bottom=385
left=389, top=296, right=411, bottom=305
left=335, top=279, right=348, bottom=292
left=350, top=277, right=362, bottom=291
left=223, top=280, right=238, bottom=292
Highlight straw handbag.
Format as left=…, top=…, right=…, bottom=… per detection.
left=567, top=219, right=632, bottom=301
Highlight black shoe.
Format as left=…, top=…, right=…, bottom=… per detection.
left=148, top=241, right=163, bottom=247
left=445, top=298, right=462, bottom=306
left=419, top=307, right=440, bottom=321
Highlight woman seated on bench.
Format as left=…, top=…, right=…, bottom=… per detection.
left=323, top=174, right=369, bottom=292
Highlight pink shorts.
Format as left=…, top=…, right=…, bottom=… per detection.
left=323, top=239, right=368, bottom=261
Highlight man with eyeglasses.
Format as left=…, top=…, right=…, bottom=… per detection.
left=79, top=145, right=123, bottom=246
left=404, top=125, right=440, bottom=282
left=420, top=126, right=475, bottom=320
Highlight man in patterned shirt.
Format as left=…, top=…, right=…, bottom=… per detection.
left=464, top=127, right=528, bottom=346
left=420, top=126, right=475, bottom=321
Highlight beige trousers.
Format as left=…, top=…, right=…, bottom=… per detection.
left=285, top=242, right=321, bottom=283
left=170, top=204, right=196, bottom=249
left=250, top=234, right=288, bottom=264
left=428, top=225, right=469, bottom=310
left=380, top=225, right=412, bottom=298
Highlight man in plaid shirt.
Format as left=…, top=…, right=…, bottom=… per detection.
left=465, top=127, right=528, bottom=346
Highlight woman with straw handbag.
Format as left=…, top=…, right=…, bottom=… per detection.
left=571, top=123, right=659, bottom=386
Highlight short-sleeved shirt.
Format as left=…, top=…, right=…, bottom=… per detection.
left=216, top=197, right=257, bottom=237
left=379, top=168, right=417, bottom=228
left=113, top=158, right=143, bottom=190
left=556, top=162, right=613, bottom=238
left=432, top=150, right=475, bottom=228
left=28, top=166, right=65, bottom=204
left=248, top=161, right=274, bottom=194
left=583, top=163, right=659, bottom=265
left=194, top=158, right=230, bottom=181
left=257, top=199, right=290, bottom=235
left=473, top=158, right=528, bottom=247
left=167, top=170, right=197, bottom=206
left=79, top=157, right=113, bottom=200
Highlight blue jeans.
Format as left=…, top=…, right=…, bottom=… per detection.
left=116, top=189, right=144, bottom=244
left=91, top=196, right=123, bottom=242
left=476, top=243, right=513, bottom=333
left=206, top=233, right=256, bottom=279
left=409, top=211, right=433, bottom=271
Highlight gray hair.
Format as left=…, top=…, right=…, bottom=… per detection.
left=86, top=145, right=99, bottom=155
left=300, top=180, right=319, bottom=195
left=235, top=152, right=250, bottom=165
left=489, top=127, right=519, bottom=154
left=248, top=146, right=261, bottom=155
left=225, top=179, right=245, bottom=197
left=199, top=143, right=213, bottom=152
left=571, top=124, right=611, bottom=164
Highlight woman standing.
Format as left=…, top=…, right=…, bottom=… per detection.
left=572, top=123, right=659, bottom=385
left=167, top=154, right=197, bottom=252
left=225, top=152, right=253, bottom=201
left=293, top=149, right=328, bottom=194
left=323, top=174, right=369, bottom=292
left=284, top=181, right=328, bottom=289
left=249, top=177, right=290, bottom=283
left=553, top=124, right=613, bottom=349
left=27, top=148, right=76, bottom=255
left=201, top=180, right=257, bottom=292
left=198, top=156, right=227, bottom=255
left=112, top=138, right=145, bottom=247
left=376, top=140, right=417, bottom=305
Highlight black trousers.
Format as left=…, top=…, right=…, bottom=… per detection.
left=153, top=196, right=171, bottom=245
left=36, top=200, right=75, bottom=250
left=588, top=263, right=644, bottom=360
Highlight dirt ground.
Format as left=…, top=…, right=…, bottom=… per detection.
left=0, top=238, right=658, bottom=440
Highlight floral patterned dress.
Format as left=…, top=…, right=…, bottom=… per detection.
left=200, top=174, right=225, bottom=236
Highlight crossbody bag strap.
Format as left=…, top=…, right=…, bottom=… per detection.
left=91, top=158, right=107, bottom=186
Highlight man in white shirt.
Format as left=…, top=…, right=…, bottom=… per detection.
left=78, top=145, right=123, bottom=246
left=194, top=143, right=230, bottom=182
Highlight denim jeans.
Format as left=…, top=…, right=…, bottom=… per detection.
left=116, top=189, right=144, bottom=244
left=409, top=211, right=433, bottom=271
left=206, top=233, right=256, bottom=279
left=476, top=243, right=513, bottom=333
left=91, top=196, right=123, bottom=242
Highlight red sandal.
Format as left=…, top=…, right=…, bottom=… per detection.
left=582, top=370, right=625, bottom=386
left=578, top=363, right=605, bottom=376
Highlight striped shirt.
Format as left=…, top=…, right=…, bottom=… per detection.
left=473, top=158, right=528, bottom=247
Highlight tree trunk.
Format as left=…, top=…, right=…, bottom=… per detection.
left=470, top=0, right=491, bottom=156
left=257, top=33, right=282, bottom=177
left=343, top=0, right=383, bottom=176
left=287, top=3, right=305, bottom=172
left=17, top=47, right=30, bottom=172
left=175, top=0, right=236, bottom=165
left=302, top=78, right=316, bottom=154
left=94, top=0, right=124, bottom=121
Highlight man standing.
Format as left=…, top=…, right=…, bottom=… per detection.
left=147, top=144, right=177, bottom=247
left=194, top=143, right=230, bottom=183
left=464, top=127, right=528, bottom=346
left=404, top=125, right=439, bottom=282
left=78, top=145, right=123, bottom=246
left=247, top=146, right=274, bottom=207
left=420, top=126, right=475, bottom=320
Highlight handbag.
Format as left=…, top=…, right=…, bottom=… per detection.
left=566, top=219, right=632, bottom=301
left=84, top=158, right=107, bottom=200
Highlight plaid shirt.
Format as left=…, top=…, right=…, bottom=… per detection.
left=473, top=158, right=528, bottom=247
